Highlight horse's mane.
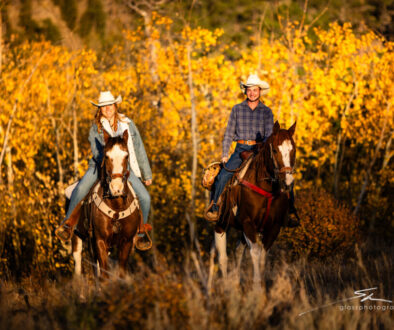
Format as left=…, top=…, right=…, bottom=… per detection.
left=253, top=128, right=293, bottom=182
left=253, top=138, right=272, bottom=182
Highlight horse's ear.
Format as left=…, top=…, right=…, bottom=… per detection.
left=122, top=129, right=129, bottom=143
left=288, top=121, right=296, bottom=137
left=273, top=121, right=280, bottom=134
left=103, top=129, right=110, bottom=144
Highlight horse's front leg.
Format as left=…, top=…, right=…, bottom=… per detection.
left=263, top=194, right=289, bottom=250
left=235, top=238, right=246, bottom=270
left=118, top=238, right=133, bottom=278
left=215, top=231, right=228, bottom=279
left=243, top=233, right=262, bottom=287
left=95, top=238, right=109, bottom=279
left=72, top=235, right=83, bottom=276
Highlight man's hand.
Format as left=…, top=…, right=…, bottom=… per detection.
left=144, top=179, right=152, bottom=186
left=221, top=156, right=228, bottom=164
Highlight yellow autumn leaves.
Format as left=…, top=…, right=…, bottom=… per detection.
left=0, top=15, right=392, bottom=274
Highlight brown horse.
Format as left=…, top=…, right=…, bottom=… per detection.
left=214, top=121, right=296, bottom=284
left=72, top=130, right=141, bottom=278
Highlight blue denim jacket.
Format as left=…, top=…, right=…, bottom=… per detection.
left=88, top=120, right=152, bottom=180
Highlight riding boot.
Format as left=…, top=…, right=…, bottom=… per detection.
left=286, top=188, right=300, bottom=228
left=205, top=189, right=220, bottom=221
left=206, top=205, right=219, bottom=221
left=55, top=202, right=82, bottom=241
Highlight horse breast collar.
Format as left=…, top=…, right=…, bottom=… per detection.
left=237, top=177, right=273, bottom=231
left=89, top=181, right=139, bottom=220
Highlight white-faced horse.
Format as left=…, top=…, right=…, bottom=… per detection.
left=71, top=130, right=142, bottom=278
left=214, top=122, right=297, bottom=284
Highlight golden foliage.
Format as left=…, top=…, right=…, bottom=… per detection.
left=279, top=189, right=360, bottom=258
left=0, top=18, right=392, bottom=275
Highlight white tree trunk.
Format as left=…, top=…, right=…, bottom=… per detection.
left=333, top=81, right=358, bottom=196
left=72, top=103, right=79, bottom=180
left=187, top=44, right=198, bottom=220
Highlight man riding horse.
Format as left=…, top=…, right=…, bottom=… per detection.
left=206, top=74, right=300, bottom=227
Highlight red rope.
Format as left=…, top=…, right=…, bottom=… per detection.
left=239, top=179, right=273, bottom=231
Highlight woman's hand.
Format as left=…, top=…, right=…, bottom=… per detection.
left=144, top=179, right=152, bottom=186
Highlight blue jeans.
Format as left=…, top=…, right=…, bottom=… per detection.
left=211, top=143, right=255, bottom=211
left=66, top=165, right=151, bottom=226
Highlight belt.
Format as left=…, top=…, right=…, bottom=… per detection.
left=237, top=140, right=257, bottom=145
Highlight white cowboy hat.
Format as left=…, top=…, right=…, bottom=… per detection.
left=240, top=74, right=270, bottom=95
left=90, top=91, right=122, bottom=107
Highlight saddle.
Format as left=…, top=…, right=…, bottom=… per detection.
left=203, top=153, right=255, bottom=221
left=240, top=150, right=253, bottom=160
left=202, top=162, right=222, bottom=191
left=201, top=152, right=254, bottom=192
left=65, top=181, right=152, bottom=247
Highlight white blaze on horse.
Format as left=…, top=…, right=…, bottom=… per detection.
left=106, top=144, right=130, bottom=196
left=214, top=121, right=297, bottom=284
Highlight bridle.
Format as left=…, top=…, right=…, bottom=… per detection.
left=101, top=150, right=130, bottom=197
left=105, top=170, right=130, bottom=184
left=269, top=142, right=295, bottom=181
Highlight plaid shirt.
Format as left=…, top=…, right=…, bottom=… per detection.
left=222, top=100, right=274, bottom=157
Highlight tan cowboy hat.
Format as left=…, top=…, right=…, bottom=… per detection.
left=240, top=74, right=270, bottom=95
left=90, top=91, right=122, bottom=107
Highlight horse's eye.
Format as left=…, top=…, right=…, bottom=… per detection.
left=273, top=149, right=278, bottom=154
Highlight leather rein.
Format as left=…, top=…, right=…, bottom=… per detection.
left=105, top=170, right=130, bottom=183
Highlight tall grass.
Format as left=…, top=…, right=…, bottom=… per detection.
left=0, top=239, right=392, bottom=329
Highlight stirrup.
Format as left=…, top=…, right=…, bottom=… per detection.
left=55, top=224, right=73, bottom=241
left=134, top=233, right=152, bottom=251
left=204, top=201, right=220, bottom=222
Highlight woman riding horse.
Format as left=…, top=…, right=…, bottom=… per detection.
left=55, top=91, right=152, bottom=250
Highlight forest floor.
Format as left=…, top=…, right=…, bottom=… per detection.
left=0, top=234, right=392, bottom=329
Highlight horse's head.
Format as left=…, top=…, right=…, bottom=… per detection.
left=102, top=129, right=129, bottom=197
left=266, top=121, right=296, bottom=191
